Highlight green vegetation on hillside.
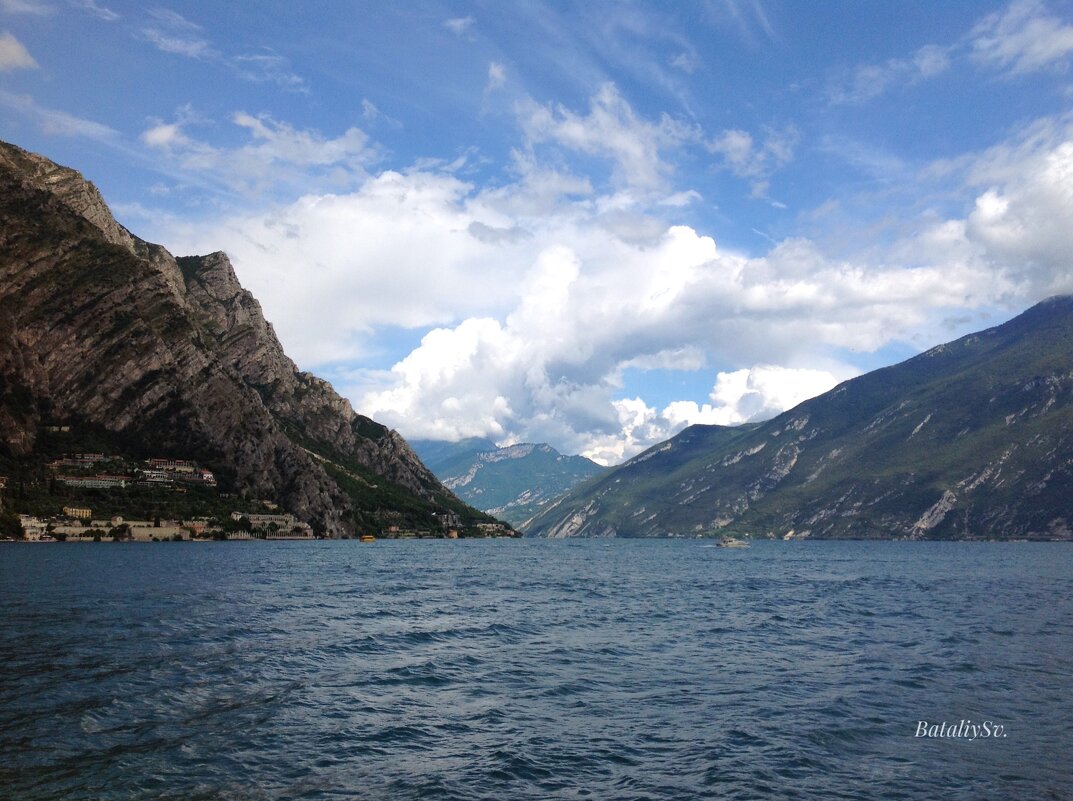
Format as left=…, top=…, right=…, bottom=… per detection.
left=525, top=298, right=1073, bottom=541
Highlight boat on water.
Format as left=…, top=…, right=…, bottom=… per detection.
left=359, top=535, right=376, bottom=543
left=716, top=536, right=749, bottom=548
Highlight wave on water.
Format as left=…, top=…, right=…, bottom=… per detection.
left=1, top=539, right=1071, bottom=800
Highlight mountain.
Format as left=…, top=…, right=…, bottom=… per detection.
left=411, top=439, right=606, bottom=527
left=525, top=298, right=1073, bottom=540
left=410, top=437, right=499, bottom=476
left=0, top=140, right=493, bottom=536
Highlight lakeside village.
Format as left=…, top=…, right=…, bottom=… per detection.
left=0, top=449, right=513, bottom=543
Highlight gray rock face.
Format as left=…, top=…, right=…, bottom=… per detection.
left=0, top=140, right=468, bottom=535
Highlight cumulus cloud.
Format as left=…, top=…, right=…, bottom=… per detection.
left=344, top=217, right=991, bottom=462
left=971, top=0, right=1073, bottom=74
left=143, top=89, right=1073, bottom=464
left=663, top=366, right=845, bottom=429
left=963, top=138, right=1073, bottom=293
left=0, top=29, right=36, bottom=69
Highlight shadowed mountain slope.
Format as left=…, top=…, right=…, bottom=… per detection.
left=525, top=298, right=1073, bottom=540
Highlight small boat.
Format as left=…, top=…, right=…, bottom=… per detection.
left=359, top=535, right=376, bottom=543
left=716, top=536, right=749, bottom=548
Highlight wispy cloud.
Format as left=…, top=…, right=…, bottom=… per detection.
left=0, top=0, right=52, bottom=15
left=70, top=0, right=117, bottom=21
left=0, top=89, right=117, bottom=139
left=971, top=0, right=1073, bottom=74
left=708, top=125, right=798, bottom=197
left=828, top=44, right=951, bottom=105
left=829, top=0, right=1073, bottom=106
left=486, top=61, right=506, bottom=92
left=0, top=30, right=36, bottom=69
left=819, top=134, right=907, bottom=183
left=519, top=82, right=700, bottom=192
left=140, top=108, right=377, bottom=196
left=232, top=51, right=307, bottom=93
left=710, top=0, right=777, bottom=46
left=669, top=51, right=699, bottom=74
left=443, top=16, right=475, bottom=36
left=141, top=7, right=215, bottom=59
left=138, top=8, right=306, bottom=92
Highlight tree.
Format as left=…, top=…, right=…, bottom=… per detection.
left=108, top=523, right=131, bottom=541
left=0, top=510, right=24, bottom=539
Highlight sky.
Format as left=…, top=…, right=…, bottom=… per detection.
left=3, top=0, right=1073, bottom=464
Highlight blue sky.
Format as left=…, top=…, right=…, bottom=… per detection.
left=3, top=0, right=1073, bottom=462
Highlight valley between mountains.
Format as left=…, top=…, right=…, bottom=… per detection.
left=2, top=139, right=1072, bottom=541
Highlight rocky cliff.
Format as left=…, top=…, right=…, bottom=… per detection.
left=0, top=140, right=485, bottom=535
left=525, top=298, right=1073, bottom=540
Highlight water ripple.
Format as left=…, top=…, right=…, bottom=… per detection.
left=2, top=540, right=1071, bottom=800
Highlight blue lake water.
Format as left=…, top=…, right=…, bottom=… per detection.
left=1, top=539, right=1071, bottom=800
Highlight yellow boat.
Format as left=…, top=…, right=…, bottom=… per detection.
left=359, top=535, right=376, bottom=543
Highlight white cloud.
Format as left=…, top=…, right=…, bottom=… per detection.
left=141, top=8, right=214, bottom=59
left=0, top=89, right=116, bottom=139
left=0, top=0, right=51, bottom=14
left=343, top=215, right=990, bottom=462
left=829, top=0, right=1073, bottom=106
left=142, top=93, right=1073, bottom=465
left=443, top=16, right=474, bottom=36
left=971, top=0, right=1073, bottom=74
left=964, top=141, right=1073, bottom=292
left=137, top=7, right=306, bottom=91
left=140, top=109, right=377, bottom=195
left=828, top=44, right=952, bottom=105
left=232, top=51, right=307, bottom=93
left=669, top=51, right=699, bottom=73
left=487, top=61, right=506, bottom=91
left=71, top=0, right=118, bottom=21
left=708, top=125, right=798, bottom=198
left=709, top=126, right=797, bottom=175
left=519, top=82, right=699, bottom=192
left=663, top=366, right=845, bottom=429
left=0, top=30, right=35, bottom=69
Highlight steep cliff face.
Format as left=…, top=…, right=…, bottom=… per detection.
left=525, top=298, right=1073, bottom=540
left=0, top=140, right=480, bottom=535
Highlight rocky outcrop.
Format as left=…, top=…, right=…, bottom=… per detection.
left=0, top=140, right=479, bottom=535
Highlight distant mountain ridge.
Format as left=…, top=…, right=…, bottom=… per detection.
left=0, top=140, right=491, bottom=536
left=411, top=438, right=605, bottom=527
left=525, top=298, right=1073, bottom=540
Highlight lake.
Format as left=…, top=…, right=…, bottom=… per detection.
left=1, top=539, right=1070, bottom=800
